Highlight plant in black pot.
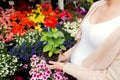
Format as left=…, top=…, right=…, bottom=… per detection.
left=40, top=28, right=66, bottom=62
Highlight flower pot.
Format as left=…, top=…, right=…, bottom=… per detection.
left=42, top=53, right=59, bottom=63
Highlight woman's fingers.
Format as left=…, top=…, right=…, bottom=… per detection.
left=47, top=64, right=54, bottom=69
left=47, top=61, right=56, bottom=69
left=48, top=61, right=56, bottom=65
left=47, top=61, right=65, bottom=70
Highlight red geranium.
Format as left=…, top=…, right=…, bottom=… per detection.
left=41, top=3, right=53, bottom=16
left=10, top=11, right=36, bottom=36
left=59, top=10, right=73, bottom=21
left=44, top=16, right=58, bottom=28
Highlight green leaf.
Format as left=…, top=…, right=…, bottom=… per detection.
left=57, top=31, right=64, bottom=37
left=47, top=32, right=53, bottom=37
left=53, top=33, right=58, bottom=38
left=57, top=38, right=65, bottom=44
left=43, top=44, right=52, bottom=52
left=60, top=45, right=66, bottom=50
left=53, top=44, right=59, bottom=47
left=52, top=28, right=58, bottom=33
left=48, top=38, right=54, bottom=45
left=48, top=51, right=53, bottom=57
left=54, top=49, right=60, bottom=54
left=40, top=36, right=47, bottom=41
left=42, top=32, right=47, bottom=36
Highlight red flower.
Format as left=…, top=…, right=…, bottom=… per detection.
left=12, top=25, right=24, bottom=35
left=41, top=3, right=53, bottom=16
left=44, top=17, right=57, bottom=28
left=10, top=11, right=36, bottom=36
left=10, top=22, right=18, bottom=27
left=59, top=10, right=73, bottom=20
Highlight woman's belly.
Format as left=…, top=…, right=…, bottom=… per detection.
left=70, top=41, right=94, bottom=65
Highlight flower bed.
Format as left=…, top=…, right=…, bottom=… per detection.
left=0, top=0, right=93, bottom=79
left=0, top=3, right=82, bottom=79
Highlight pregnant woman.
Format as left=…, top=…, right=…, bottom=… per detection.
left=47, top=0, right=120, bottom=80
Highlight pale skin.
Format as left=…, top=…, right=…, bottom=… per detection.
left=47, top=0, right=120, bottom=70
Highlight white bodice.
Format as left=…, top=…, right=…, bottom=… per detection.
left=70, top=12, right=120, bottom=65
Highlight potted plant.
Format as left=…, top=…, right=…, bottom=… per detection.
left=40, top=28, right=66, bottom=61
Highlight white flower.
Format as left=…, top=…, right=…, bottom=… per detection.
left=0, top=54, right=20, bottom=77
left=63, top=19, right=82, bottom=37
left=8, top=1, right=14, bottom=5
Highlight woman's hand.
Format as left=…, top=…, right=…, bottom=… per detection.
left=58, top=54, right=68, bottom=62
left=47, top=61, right=65, bottom=70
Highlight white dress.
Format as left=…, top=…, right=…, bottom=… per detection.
left=70, top=9, right=120, bottom=66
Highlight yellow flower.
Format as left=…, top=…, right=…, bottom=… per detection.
left=36, top=9, right=40, bottom=13
left=36, top=4, right=41, bottom=8
left=37, top=15, right=45, bottom=23
left=35, top=25, right=42, bottom=32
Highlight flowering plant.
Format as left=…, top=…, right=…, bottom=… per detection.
left=0, top=8, right=15, bottom=43
left=63, top=18, right=82, bottom=37
left=0, top=2, right=82, bottom=79
left=9, top=30, right=43, bottom=60
left=29, top=55, right=68, bottom=80
left=10, top=11, right=36, bottom=36
left=0, top=51, right=21, bottom=79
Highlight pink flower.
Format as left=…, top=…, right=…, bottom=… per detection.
left=32, top=55, right=37, bottom=58
left=23, top=64, right=28, bottom=69
left=30, top=55, right=67, bottom=80
left=36, top=64, right=42, bottom=69
left=30, top=77, right=36, bottom=80
left=5, top=32, right=14, bottom=42
left=29, top=69, right=35, bottom=75
left=31, top=62, right=36, bottom=67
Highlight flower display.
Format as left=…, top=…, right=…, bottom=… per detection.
left=29, top=55, right=68, bottom=80
left=27, top=4, right=45, bottom=32
left=0, top=1, right=91, bottom=79
left=0, top=8, right=15, bottom=43
left=10, top=11, right=36, bottom=36
left=63, top=18, right=82, bottom=37
left=0, top=53, right=21, bottom=78
left=59, top=10, right=73, bottom=21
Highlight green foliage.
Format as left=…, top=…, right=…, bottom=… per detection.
left=41, top=28, right=66, bottom=57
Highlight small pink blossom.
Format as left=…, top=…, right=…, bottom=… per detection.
left=5, top=32, right=14, bottom=42
left=31, top=62, right=36, bottom=67
left=23, top=64, right=28, bottom=69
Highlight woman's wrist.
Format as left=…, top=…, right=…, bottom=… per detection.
left=62, top=54, right=69, bottom=60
